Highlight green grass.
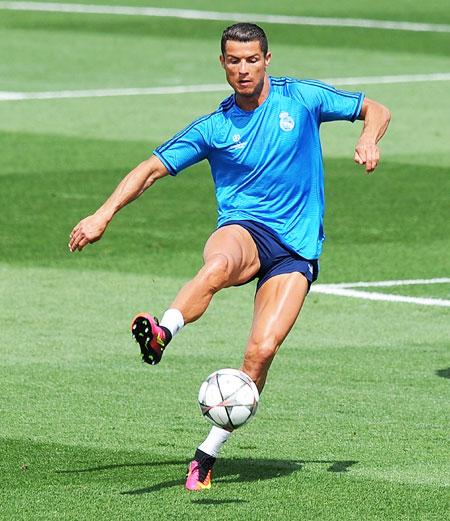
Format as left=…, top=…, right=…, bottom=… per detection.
left=1, top=267, right=449, bottom=519
left=1, top=10, right=450, bottom=63
left=1, top=1, right=449, bottom=519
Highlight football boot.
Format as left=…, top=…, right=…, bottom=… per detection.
left=185, top=460, right=213, bottom=491
left=131, top=312, right=171, bottom=365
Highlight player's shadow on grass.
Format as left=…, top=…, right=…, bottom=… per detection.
left=120, top=458, right=358, bottom=495
left=436, top=367, right=450, bottom=379
left=56, top=461, right=175, bottom=474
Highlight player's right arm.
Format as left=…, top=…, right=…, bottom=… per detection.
left=68, top=155, right=169, bottom=252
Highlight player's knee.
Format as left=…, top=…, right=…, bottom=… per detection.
left=201, top=254, right=231, bottom=292
left=245, top=334, right=279, bottom=368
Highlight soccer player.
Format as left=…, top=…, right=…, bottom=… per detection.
left=69, top=23, right=391, bottom=491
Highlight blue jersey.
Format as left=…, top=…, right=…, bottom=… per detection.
left=154, top=76, right=364, bottom=260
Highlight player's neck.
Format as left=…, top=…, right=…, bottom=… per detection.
left=235, top=75, right=270, bottom=112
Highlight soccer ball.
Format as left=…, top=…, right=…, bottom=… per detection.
left=198, top=368, right=259, bottom=430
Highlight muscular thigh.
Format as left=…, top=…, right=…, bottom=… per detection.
left=203, top=225, right=260, bottom=287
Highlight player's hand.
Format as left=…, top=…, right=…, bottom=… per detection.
left=68, top=213, right=109, bottom=252
left=354, top=141, right=380, bottom=174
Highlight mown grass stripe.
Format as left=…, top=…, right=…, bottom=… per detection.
left=0, top=1, right=449, bottom=33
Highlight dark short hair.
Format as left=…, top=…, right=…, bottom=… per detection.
left=221, top=23, right=268, bottom=56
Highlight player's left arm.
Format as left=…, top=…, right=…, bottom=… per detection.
left=355, top=97, right=391, bottom=173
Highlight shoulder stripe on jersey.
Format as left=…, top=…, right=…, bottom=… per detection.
left=271, top=76, right=360, bottom=100
left=156, top=109, right=221, bottom=155
left=270, top=76, right=297, bottom=85
left=298, top=79, right=361, bottom=99
left=156, top=112, right=212, bottom=154
left=157, top=96, right=235, bottom=155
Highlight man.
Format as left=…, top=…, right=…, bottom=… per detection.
left=69, top=23, right=391, bottom=491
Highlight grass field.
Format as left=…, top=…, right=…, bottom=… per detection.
left=1, top=1, right=449, bottom=519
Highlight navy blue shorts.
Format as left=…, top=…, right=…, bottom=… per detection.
left=219, top=220, right=319, bottom=292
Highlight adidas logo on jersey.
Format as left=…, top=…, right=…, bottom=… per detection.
left=230, top=134, right=248, bottom=150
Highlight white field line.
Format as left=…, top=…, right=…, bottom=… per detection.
left=327, top=277, right=450, bottom=288
left=311, top=278, right=450, bottom=307
left=0, top=84, right=230, bottom=101
left=1, top=1, right=450, bottom=33
left=1, top=73, right=450, bottom=102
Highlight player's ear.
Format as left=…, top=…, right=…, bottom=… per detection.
left=264, top=51, right=272, bottom=69
left=219, top=54, right=225, bottom=69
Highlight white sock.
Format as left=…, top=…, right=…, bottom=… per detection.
left=160, top=308, right=184, bottom=337
left=198, top=426, right=232, bottom=458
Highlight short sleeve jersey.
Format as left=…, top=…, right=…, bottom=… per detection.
left=154, top=76, right=364, bottom=260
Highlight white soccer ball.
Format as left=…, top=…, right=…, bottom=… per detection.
left=198, top=368, right=259, bottom=430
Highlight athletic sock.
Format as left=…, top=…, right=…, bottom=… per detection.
left=159, top=326, right=172, bottom=345
left=193, top=448, right=216, bottom=482
left=197, top=426, right=232, bottom=458
left=160, top=308, right=184, bottom=338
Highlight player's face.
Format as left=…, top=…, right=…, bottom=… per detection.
left=220, top=40, right=271, bottom=98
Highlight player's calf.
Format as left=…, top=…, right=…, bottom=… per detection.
left=242, top=336, right=279, bottom=392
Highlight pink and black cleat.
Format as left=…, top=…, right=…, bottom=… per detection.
left=185, top=460, right=212, bottom=491
left=131, top=313, right=172, bottom=365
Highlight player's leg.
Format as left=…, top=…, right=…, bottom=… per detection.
left=241, top=271, right=309, bottom=392
left=171, top=224, right=260, bottom=323
left=131, top=225, right=260, bottom=365
left=186, top=272, right=309, bottom=491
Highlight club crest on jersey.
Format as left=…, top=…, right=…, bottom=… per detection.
left=279, top=112, right=295, bottom=132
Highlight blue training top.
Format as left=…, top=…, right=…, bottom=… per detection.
left=154, top=76, right=364, bottom=260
